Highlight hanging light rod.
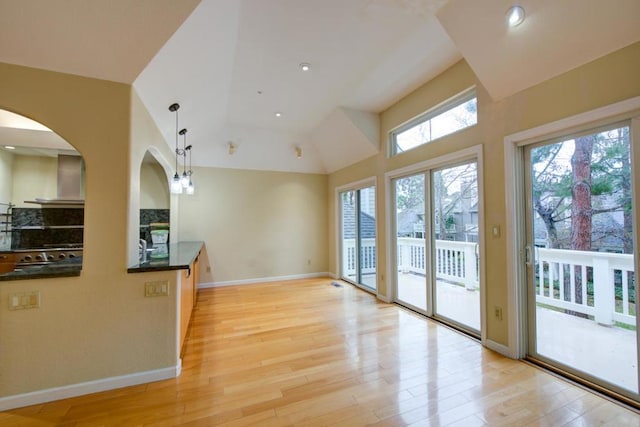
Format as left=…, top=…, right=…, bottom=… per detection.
left=169, top=103, right=182, bottom=194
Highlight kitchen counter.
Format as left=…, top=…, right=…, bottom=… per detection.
left=0, top=257, right=82, bottom=281
left=128, top=241, right=203, bottom=273
left=0, top=241, right=203, bottom=281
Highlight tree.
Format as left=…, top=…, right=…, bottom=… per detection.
left=531, top=126, right=631, bottom=253
left=531, top=126, right=632, bottom=313
left=395, top=175, right=424, bottom=212
left=569, top=135, right=594, bottom=309
left=531, top=143, right=570, bottom=248
left=570, top=135, right=594, bottom=251
left=433, top=163, right=477, bottom=239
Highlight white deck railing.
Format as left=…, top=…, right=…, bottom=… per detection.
left=343, top=238, right=479, bottom=290
left=535, top=247, right=635, bottom=326
left=342, top=238, right=377, bottom=276
left=342, top=239, right=636, bottom=327
left=397, top=238, right=479, bottom=290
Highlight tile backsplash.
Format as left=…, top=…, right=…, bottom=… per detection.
left=12, top=208, right=84, bottom=249
left=10, top=208, right=170, bottom=249
left=140, top=209, right=170, bottom=244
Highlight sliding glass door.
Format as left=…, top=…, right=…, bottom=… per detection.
left=340, top=185, right=377, bottom=292
left=524, top=123, right=639, bottom=397
left=391, top=158, right=481, bottom=336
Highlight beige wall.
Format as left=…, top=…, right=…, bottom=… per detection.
left=128, top=89, right=178, bottom=265
left=140, top=160, right=170, bottom=209
left=178, top=167, right=329, bottom=283
left=0, top=62, right=178, bottom=399
left=0, top=148, right=13, bottom=205
left=328, top=42, right=640, bottom=348
left=10, top=155, right=58, bottom=207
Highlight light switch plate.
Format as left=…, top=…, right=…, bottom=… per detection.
left=145, top=280, right=169, bottom=297
left=9, top=291, right=40, bottom=310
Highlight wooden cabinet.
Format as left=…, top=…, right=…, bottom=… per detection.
left=179, top=252, right=200, bottom=354
left=0, top=253, right=15, bottom=274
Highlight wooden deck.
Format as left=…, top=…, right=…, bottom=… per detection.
left=1, top=277, right=639, bottom=426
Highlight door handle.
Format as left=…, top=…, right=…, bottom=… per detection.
left=524, top=245, right=532, bottom=266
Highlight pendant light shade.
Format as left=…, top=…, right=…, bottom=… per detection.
left=171, top=174, right=183, bottom=194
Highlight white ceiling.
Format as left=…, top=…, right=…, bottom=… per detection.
left=1, top=0, right=639, bottom=174
left=437, top=0, right=640, bottom=101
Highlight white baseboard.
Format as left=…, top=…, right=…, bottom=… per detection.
left=484, top=339, right=515, bottom=358
left=0, top=364, right=180, bottom=412
left=198, top=272, right=332, bottom=289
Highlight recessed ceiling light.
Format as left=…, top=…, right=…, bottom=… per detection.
left=299, top=62, right=311, bottom=71
left=275, top=112, right=282, bottom=118
left=4, top=145, right=15, bottom=150
left=506, top=5, right=525, bottom=27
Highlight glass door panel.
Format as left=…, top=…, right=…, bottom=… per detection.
left=525, top=124, right=638, bottom=395
left=431, top=162, right=480, bottom=332
left=340, top=187, right=377, bottom=291
left=340, top=191, right=357, bottom=283
left=394, top=174, right=427, bottom=311
left=359, top=186, right=377, bottom=291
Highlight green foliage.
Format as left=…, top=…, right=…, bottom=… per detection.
left=445, top=215, right=455, bottom=228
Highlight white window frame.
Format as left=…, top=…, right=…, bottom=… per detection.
left=389, top=87, right=477, bottom=157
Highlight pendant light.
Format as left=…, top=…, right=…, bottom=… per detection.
left=186, top=144, right=195, bottom=195
left=179, top=128, right=189, bottom=188
left=169, top=103, right=183, bottom=194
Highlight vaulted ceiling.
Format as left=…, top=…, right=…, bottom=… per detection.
left=1, top=0, right=639, bottom=174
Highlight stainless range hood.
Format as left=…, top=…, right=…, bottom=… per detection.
left=25, top=154, right=85, bottom=206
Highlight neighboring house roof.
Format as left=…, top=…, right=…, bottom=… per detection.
left=342, top=207, right=376, bottom=239
left=396, top=205, right=424, bottom=235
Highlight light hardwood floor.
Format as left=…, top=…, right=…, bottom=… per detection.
left=2, top=277, right=640, bottom=426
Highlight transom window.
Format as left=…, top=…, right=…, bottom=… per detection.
left=390, top=88, right=477, bottom=156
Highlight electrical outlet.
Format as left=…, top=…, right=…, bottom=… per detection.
left=145, top=281, right=169, bottom=297
left=307, top=259, right=311, bottom=265
left=8, top=291, right=40, bottom=310
left=206, top=266, right=211, bottom=273
left=494, top=306, right=503, bottom=320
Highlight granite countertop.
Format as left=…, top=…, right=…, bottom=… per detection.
left=128, top=241, right=203, bottom=273
left=0, top=257, right=82, bottom=281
